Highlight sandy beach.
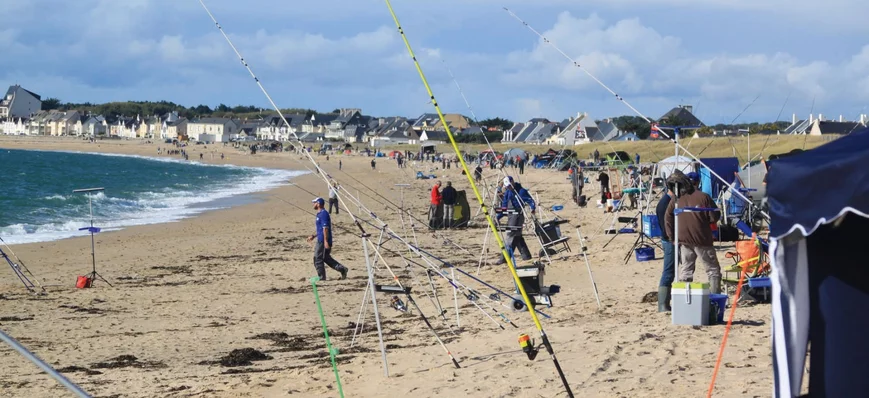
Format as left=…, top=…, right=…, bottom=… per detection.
left=0, top=136, right=774, bottom=397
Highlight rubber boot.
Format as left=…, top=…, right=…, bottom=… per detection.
left=657, top=286, right=671, bottom=312
left=710, top=277, right=722, bottom=295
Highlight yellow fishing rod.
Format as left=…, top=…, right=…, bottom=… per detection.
left=383, top=1, right=573, bottom=396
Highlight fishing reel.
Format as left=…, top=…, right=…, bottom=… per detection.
left=518, top=333, right=539, bottom=361
left=390, top=296, right=407, bottom=312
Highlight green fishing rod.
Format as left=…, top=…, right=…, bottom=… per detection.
left=383, top=1, right=574, bottom=396
left=311, top=276, right=345, bottom=398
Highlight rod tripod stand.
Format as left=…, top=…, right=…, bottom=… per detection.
left=73, top=188, right=113, bottom=287
left=621, top=211, right=663, bottom=265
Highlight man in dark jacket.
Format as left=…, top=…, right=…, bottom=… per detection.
left=664, top=171, right=723, bottom=293
left=441, top=181, right=457, bottom=229
left=656, top=188, right=675, bottom=311
left=495, top=176, right=534, bottom=263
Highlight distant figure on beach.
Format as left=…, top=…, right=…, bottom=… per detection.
left=429, top=181, right=442, bottom=229
left=339, top=159, right=342, bottom=170
left=370, top=158, right=376, bottom=170
left=199, top=153, right=203, bottom=160
left=307, top=197, right=348, bottom=281
left=473, top=165, right=483, bottom=182
left=328, top=181, right=340, bottom=215
left=441, top=181, right=457, bottom=229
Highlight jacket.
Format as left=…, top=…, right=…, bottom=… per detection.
left=430, top=185, right=442, bottom=205
left=441, top=186, right=457, bottom=205
left=664, top=190, right=720, bottom=246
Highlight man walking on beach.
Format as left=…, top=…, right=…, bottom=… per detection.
left=429, top=181, right=442, bottom=229
left=328, top=181, right=340, bottom=215
left=307, top=197, right=348, bottom=281
left=441, top=181, right=457, bottom=229
left=664, top=171, right=722, bottom=294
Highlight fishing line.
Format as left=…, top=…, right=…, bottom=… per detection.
left=333, top=188, right=519, bottom=331
left=503, top=7, right=766, bottom=221
left=384, top=2, right=574, bottom=396
left=198, top=0, right=366, bottom=235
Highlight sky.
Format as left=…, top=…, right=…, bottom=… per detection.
left=1, top=0, right=868, bottom=124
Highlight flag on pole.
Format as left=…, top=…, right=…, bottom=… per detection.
left=650, top=123, right=661, bottom=139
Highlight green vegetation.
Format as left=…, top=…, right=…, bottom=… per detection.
left=42, top=99, right=321, bottom=120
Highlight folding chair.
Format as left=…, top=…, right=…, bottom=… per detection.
left=722, top=222, right=771, bottom=301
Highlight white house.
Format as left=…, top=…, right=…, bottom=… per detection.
left=187, top=118, right=238, bottom=143
left=1, top=117, right=29, bottom=135
left=82, top=115, right=107, bottom=137
left=0, top=85, right=42, bottom=119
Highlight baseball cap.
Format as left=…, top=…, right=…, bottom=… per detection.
left=312, top=197, right=325, bottom=205
left=503, top=176, right=513, bottom=186
left=686, top=172, right=700, bottom=182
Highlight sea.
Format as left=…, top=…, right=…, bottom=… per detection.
left=0, top=149, right=305, bottom=244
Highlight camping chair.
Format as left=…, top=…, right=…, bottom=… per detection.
left=722, top=222, right=771, bottom=301
left=534, top=218, right=571, bottom=257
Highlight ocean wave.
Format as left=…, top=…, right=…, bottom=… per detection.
left=1, top=157, right=306, bottom=245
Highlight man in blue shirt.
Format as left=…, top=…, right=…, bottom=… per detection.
left=655, top=188, right=675, bottom=312
left=495, top=176, right=535, bottom=264
left=307, top=197, right=348, bottom=280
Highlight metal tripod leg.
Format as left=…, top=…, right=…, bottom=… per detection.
left=362, top=234, right=389, bottom=377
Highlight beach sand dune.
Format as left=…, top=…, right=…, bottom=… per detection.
left=0, top=137, right=772, bottom=397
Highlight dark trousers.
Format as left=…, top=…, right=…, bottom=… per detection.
left=314, top=240, right=347, bottom=279
left=519, top=164, right=524, bottom=175
left=328, top=198, right=339, bottom=214
left=659, top=239, right=676, bottom=287
left=506, top=213, right=532, bottom=260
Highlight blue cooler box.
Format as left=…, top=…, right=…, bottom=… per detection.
left=642, top=215, right=662, bottom=238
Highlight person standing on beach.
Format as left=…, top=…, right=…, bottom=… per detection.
left=371, top=158, right=376, bottom=170
left=328, top=181, right=340, bottom=215
left=307, top=197, right=348, bottom=281
left=441, top=181, right=457, bottom=229
left=429, top=181, right=442, bottom=229
left=656, top=187, right=675, bottom=312
left=339, top=159, right=342, bottom=170
left=664, top=171, right=722, bottom=294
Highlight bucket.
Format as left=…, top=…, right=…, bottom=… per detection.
left=635, top=245, right=655, bottom=262
left=709, top=294, right=728, bottom=324
left=76, top=275, right=92, bottom=289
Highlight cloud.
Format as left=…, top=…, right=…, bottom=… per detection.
left=0, top=0, right=867, bottom=123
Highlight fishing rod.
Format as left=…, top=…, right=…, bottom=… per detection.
left=198, top=0, right=367, bottom=235
left=384, top=2, right=573, bottom=396
left=334, top=185, right=524, bottom=330
left=504, top=7, right=768, bottom=222
left=284, top=179, right=524, bottom=333
left=0, top=236, right=46, bottom=294
left=440, top=57, right=557, bottom=266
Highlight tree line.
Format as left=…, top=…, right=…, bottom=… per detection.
left=41, top=98, right=323, bottom=120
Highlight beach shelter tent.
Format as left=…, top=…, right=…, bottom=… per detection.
left=656, top=155, right=695, bottom=180
left=766, top=127, right=869, bottom=397
left=504, top=148, right=528, bottom=161
left=429, top=190, right=472, bottom=229
left=421, top=143, right=437, bottom=154
left=698, top=157, right=739, bottom=199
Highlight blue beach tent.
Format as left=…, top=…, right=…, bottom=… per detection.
left=698, top=157, right=739, bottom=199
left=767, top=126, right=869, bottom=398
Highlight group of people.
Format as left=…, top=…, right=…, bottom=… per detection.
left=429, top=180, right=458, bottom=229
left=656, top=170, right=722, bottom=312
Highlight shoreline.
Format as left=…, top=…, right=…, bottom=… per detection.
left=1, top=144, right=307, bottom=245
left=0, top=136, right=309, bottom=248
